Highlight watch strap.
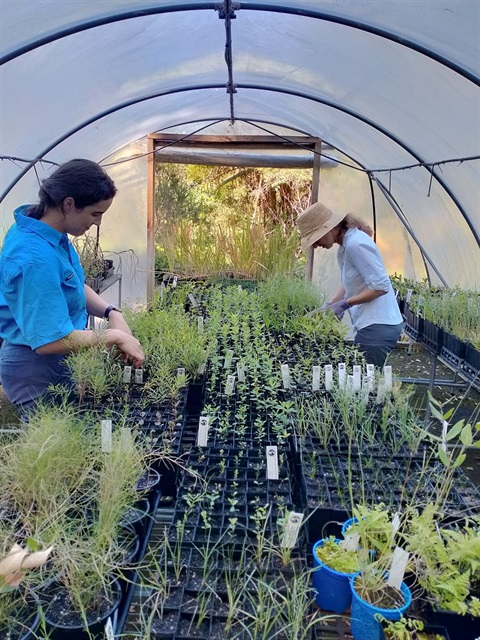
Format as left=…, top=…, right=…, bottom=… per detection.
left=104, top=304, right=121, bottom=319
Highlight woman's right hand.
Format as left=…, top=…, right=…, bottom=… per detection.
left=105, top=329, right=145, bottom=367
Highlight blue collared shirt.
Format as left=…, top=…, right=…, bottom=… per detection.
left=0, top=206, right=87, bottom=349
left=337, top=228, right=403, bottom=332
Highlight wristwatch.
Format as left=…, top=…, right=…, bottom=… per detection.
left=104, top=304, right=122, bottom=319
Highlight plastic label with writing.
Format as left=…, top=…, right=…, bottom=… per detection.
left=312, top=366, right=321, bottom=391
left=197, top=416, right=210, bottom=447
left=281, top=364, right=291, bottom=390
left=101, top=420, right=112, bottom=453
left=135, top=369, right=144, bottom=384
left=338, top=363, right=346, bottom=388
left=406, top=288, right=413, bottom=303
left=105, top=618, right=115, bottom=640
left=387, top=546, right=410, bottom=590
left=383, top=365, right=393, bottom=391
left=366, top=364, right=375, bottom=391
left=197, top=316, right=204, bottom=333
left=392, top=512, right=401, bottom=535
left=224, top=349, right=233, bottom=369
left=123, top=366, right=132, bottom=383
left=281, top=512, right=304, bottom=549
left=237, top=362, right=245, bottom=383
left=198, top=361, right=206, bottom=375
left=346, top=375, right=354, bottom=392
left=225, top=374, right=236, bottom=395
left=188, top=293, right=198, bottom=308
left=353, top=365, right=362, bottom=390
left=324, top=364, right=333, bottom=391
left=266, top=446, right=279, bottom=480
left=172, top=275, right=178, bottom=288
left=177, top=368, right=185, bottom=378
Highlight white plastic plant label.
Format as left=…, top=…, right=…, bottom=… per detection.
left=198, top=360, right=207, bottom=375
left=346, top=375, right=354, bottom=392
left=159, top=282, right=165, bottom=300
left=225, top=374, right=236, bottom=395
left=177, top=367, right=185, bottom=378
left=340, top=533, right=360, bottom=551
left=104, top=618, right=115, bottom=640
left=197, top=316, right=204, bottom=333
left=224, top=349, right=233, bottom=369
left=197, top=416, right=210, bottom=447
left=352, top=365, right=362, bottom=391
left=123, top=366, right=132, bottom=384
left=362, top=375, right=370, bottom=398
left=281, top=364, right=291, bottom=390
left=266, top=446, right=279, bottom=480
left=338, top=363, right=346, bottom=388
left=392, top=512, right=401, bottom=535
left=236, top=362, right=245, bottom=383
left=188, top=293, right=198, bottom=308
left=383, top=365, right=393, bottom=391
left=441, top=420, right=448, bottom=453
left=312, top=366, right=321, bottom=391
left=281, top=512, right=304, bottom=548
left=376, top=380, right=386, bottom=404
left=387, top=546, right=410, bottom=590
left=324, top=364, right=333, bottom=391
left=366, top=363, right=375, bottom=391
left=101, top=420, right=112, bottom=453
left=238, top=284, right=242, bottom=293
left=172, top=275, right=178, bottom=288
left=406, top=288, right=413, bottom=303
left=135, top=368, right=144, bottom=384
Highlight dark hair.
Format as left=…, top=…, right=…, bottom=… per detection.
left=27, top=159, right=117, bottom=220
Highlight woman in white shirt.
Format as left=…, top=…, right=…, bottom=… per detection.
left=296, top=202, right=403, bottom=367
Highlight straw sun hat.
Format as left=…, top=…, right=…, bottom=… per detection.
left=296, top=202, right=346, bottom=251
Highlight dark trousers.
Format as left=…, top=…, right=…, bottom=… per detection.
left=354, top=322, right=404, bottom=368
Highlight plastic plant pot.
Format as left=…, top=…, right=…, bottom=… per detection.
left=312, top=539, right=357, bottom=614
left=341, top=517, right=358, bottom=536
left=349, top=573, right=412, bottom=640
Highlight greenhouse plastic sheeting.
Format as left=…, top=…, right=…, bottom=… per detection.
left=0, top=0, right=479, bottom=292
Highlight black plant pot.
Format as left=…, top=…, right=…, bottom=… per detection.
left=41, top=577, right=122, bottom=640
left=0, top=592, right=40, bottom=640
left=462, top=343, right=480, bottom=383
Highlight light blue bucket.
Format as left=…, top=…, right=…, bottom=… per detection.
left=349, top=573, right=412, bottom=640
left=312, top=539, right=357, bottom=614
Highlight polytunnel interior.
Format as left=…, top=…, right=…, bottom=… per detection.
left=1, top=0, right=479, bottom=303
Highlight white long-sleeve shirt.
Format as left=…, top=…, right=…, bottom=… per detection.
left=337, top=228, right=403, bottom=332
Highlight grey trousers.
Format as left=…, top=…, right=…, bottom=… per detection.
left=354, top=322, right=404, bottom=368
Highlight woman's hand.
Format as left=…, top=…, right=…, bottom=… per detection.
left=105, top=329, right=145, bottom=367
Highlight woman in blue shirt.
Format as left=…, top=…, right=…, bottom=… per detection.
left=0, top=159, right=145, bottom=411
left=297, top=202, right=403, bottom=367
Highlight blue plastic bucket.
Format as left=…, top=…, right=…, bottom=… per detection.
left=342, top=517, right=358, bottom=536
left=349, top=573, right=412, bottom=640
left=312, top=539, right=357, bottom=614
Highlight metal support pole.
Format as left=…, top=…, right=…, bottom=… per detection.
left=424, top=353, right=438, bottom=426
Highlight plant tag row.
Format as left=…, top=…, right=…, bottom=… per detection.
left=101, top=419, right=112, bottom=453
left=281, top=512, right=304, bottom=548
left=266, top=446, right=279, bottom=480
left=225, top=374, right=236, bottom=395
left=281, top=364, right=291, bottom=389
left=387, top=546, right=409, bottom=590
left=197, top=416, right=209, bottom=447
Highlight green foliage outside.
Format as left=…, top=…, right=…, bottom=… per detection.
left=154, top=163, right=312, bottom=279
